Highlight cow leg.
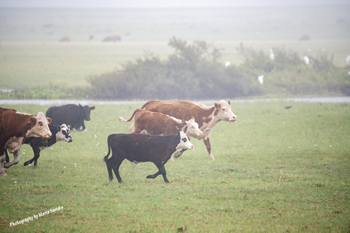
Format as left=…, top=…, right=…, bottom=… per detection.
left=173, top=149, right=186, bottom=159
left=147, top=162, right=169, bottom=183
left=5, top=150, right=10, bottom=163
left=203, top=137, right=215, bottom=159
left=106, top=157, right=114, bottom=182
left=4, top=150, right=20, bottom=168
left=112, top=158, right=124, bottom=183
left=81, top=121, right=86, bottom=131
left=33, top=148, right=41, bottom=167
left=128, top=122, right=134, bottom=134
left=106, top=154, right=124, bottom=183
left=24, top=146, right=40, bottom=167
left=0, top=153, right=8, bottom=176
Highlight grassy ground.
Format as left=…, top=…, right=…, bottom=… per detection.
left=0, top=101, right=349, bottom=232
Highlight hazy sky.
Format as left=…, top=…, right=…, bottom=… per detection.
left=1, top=0, right=349, bottom=8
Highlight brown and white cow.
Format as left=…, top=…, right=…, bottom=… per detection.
left=0, top=108, right=52, bottom=176
left=141, top=100, right=237, bottom=159
left=119, top=108, right=203, bottom=139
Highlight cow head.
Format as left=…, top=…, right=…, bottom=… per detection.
left=176, top=131, right=194, bottom=150
left=56, top=124, right=73, bottom=142
left=79, top=104, right=95, bottom=121
left=26, top=112, right=52, bottom=139
left=184, top=117, right=203, bottom=138
left=214, top=100, right=237, bottom=122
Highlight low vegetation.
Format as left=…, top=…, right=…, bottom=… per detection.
left=0, top=101, right=349, bottom=232
left=3, top=38, right=349, bottom=100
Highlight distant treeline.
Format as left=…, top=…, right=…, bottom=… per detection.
left=3, top=37, right=350, bottom=100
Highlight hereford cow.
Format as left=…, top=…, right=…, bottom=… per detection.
left=0, top=108, right=52, bottom=176
left=5, top=124, right=72, bottom=167
left=103, top=131, right=194, bottom=183
left=59, top=36, right=70, bottom=42
left=102, top=35, right=121, bottom=42
left=46, top=104, right=95, bottom=131
left=118, top=108, right=203, bottom=138
left=141, top=100, right=237, bottom=159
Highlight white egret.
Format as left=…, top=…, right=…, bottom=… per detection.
left=303, top=56, right=310, bottom=65
left=225, top=61, right=230, bottom=68
left=269, top=49, right=274, bottom=61
left=346, top=55, right=350, bottom=64
left=258, top=75, right=264, bottom=85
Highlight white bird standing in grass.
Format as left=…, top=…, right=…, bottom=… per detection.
left=225, top=61, right=230, bottom=68
left=258, top=75, right=264, bottom=85
left=269, top=49, right=274, bottom=61
left=303, top=56, right=310, bottom=65
left=346, top=55, right=350, bottom=64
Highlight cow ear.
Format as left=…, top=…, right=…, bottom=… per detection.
left=29, top=116, right=36, bottom=127
left=46, top=117, right=52, bottom=124
left=227, top=100, right=231, bottom=105
left=90, top=106, right=95, bottom=111
left=191, top=116, right=195, bottom=120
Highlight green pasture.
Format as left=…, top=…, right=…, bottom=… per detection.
left=0, top=101, right=349, bottom=232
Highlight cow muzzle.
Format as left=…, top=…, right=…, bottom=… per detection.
left=229, top=115, right=237, bottom=122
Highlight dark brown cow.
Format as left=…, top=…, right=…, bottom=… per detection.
left=119, top=108, right=202, bottom=138
left=0, top=108, right=52, bottom=176
left=141, top=100, right=237, bottom=159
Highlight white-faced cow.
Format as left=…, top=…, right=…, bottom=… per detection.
left=5, top=124, right=72, bottom=167
left=103, top=131, right=194, bottom=183
left=0, top=108, right=52, bottom=176
left=46, top=104, right=95, bottom=131
left=141, top=100, right=237, bottom=159
left=118, top=108, right=203, bottom=139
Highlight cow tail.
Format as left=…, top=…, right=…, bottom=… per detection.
left=103, top=136, right=112, bottom=162
left=118, top=108, right=141, bottom=123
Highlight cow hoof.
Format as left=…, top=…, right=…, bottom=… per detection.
left=109, top=179, right=112, bottom=182
left=209, top=154, right=215, bottom=160
left=0, top=172, right=8, bottom=176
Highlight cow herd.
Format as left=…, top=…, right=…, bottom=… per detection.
left=0, top=100, right=237, bottom=183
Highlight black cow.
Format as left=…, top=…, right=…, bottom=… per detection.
left=103, top=131, right=194, bottom=183
left=5, top=124, right=72, bottom=167
left=46, top=104, right=95, bottom=130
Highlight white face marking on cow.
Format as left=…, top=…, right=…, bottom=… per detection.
left=216, top=100, right=237, bottom=122
left=56, top=124, right=72, bottom=142
left=176, top=131, right=194, bottom=150
left=184, top=118, right=202, bottom=138
left=26, top=112, right=52, bottom=139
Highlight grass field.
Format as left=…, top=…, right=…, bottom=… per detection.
left=1, top=6, right=350, bottom=90
left=0, top=101, right=349, bottom=232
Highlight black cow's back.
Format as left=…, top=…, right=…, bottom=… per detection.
left=109, top=133, right=179, bottom=163
left=46, top=104, right=82, bottom=128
